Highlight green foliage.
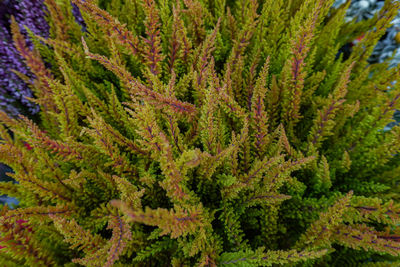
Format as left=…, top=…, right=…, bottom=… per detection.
left=1, top=0, right=400, bottom=266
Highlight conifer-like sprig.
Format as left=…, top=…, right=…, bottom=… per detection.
left=250, top=56, right=271, bottom=158
left=141, top=0, right=164, bottom=75
left=308, top=62, right=355, bottom=151
left=71, top=0, right=141, bottom=57
left=112, top=200, right=205, bottom=239
left=281, top=0, right=323, bottom=128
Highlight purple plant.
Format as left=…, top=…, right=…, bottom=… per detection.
left=10, top=0, right=49, bottom=43
left=71, top=2, right=86, bottom=30
left=0, top=0, right=49, bottom=116
left=0, top=25, right=37, bottom=115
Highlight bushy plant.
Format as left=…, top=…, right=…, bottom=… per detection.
left=2, top=0, right=400, bottom=266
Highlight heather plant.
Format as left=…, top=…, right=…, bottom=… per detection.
left=2, top=0, right=400, bottom=266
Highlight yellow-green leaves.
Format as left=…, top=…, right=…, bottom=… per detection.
left=296, top=191, right=353, bottom=249
left=307, top=62, right=354, bottom=151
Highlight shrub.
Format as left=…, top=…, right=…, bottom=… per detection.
left=1, top=0, right=400, bottom=266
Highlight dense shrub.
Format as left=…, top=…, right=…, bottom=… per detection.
left=1, top=0, right=400, bottom=266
